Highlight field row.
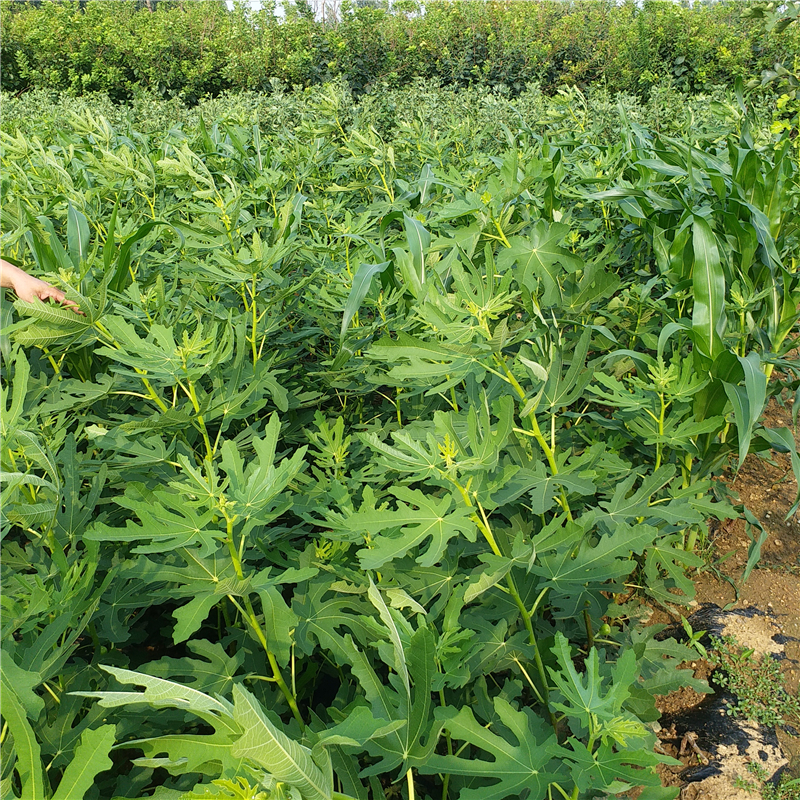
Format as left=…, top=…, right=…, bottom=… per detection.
left=1, top=86, right=799, bottom=800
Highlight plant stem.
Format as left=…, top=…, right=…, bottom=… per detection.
left=583, top=606, right=594, bottom=649
left=225, top=516, right=244, bottom=579
left=406, top=768, right=415, bottom=800
left=465, top=495, right=557, bottom=733
left=438, top=689, right=453, bottom=800
left=655, top=392, right=666, bottom=471
left=227, top=592, right=305, bottom=730
left=492, top=216, right=512, bottom=248
left=185, top=379, right=214, bottom=462
left=496, top=354, right=574, bottom=520
left=251, top=275, right=258, bottom=366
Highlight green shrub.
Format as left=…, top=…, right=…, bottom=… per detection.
left=2, top=0, right=799, bottom=100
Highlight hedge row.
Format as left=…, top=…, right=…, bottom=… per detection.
left=1, top=0, right=798, bottom=101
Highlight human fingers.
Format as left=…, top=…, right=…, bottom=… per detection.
left=36, top=284, right=85, bottom=315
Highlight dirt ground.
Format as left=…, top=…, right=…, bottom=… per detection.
left=646, top=394, right=800, bottom=799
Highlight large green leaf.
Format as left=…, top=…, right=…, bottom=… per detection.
left=1, top=685, right=46, bottom=800
left=563, top=739, right=676, bottom=797
left=86, top=483, right=221, bottom=557
left=340, top=260, right=391, bottom=338
left=532, top=521, right=657, bottom=616
left=643, top=534, right=705, bottom=604
left=78, top=666, right=244, bottom=780
left=548, top=633, right=637, bottom=732
left=218, top=413, right=307, bottom=535
left=690, top=216, right=725, bottom=362
left=722, top=351, right=768, bottom=470
left=347, top=487, right=476, bottom=569
left=420, top=698, right=563, bottom=800
left=342, top=593, right=441, bottom=777
left=366, top=332, right=486, bottom=395
left=231, top=685, right=332, bottom=800
left=498, top=221, right=582, bottom=305
left=66, top=204, right=90, bottom=269
left=51, top=725, right=115, bottom=800
left=403, top=213, right=431, bottom=285
left=293, top=577, right=376, bottom=663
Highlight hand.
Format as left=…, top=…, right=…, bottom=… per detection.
left=0, top=259, right=83, bottom=315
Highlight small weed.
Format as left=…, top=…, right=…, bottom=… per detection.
left=734, top=762, right=800, bottom=800
left=681, top=616, right=709, bottom=658
left=708, top=635, right=800, bottom=727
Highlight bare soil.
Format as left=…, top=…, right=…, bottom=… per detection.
left=647, top=395, right=800, bottom=799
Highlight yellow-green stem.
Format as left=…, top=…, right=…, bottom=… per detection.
left=655, top=393, right=666, bottom=471
left=251, top=275, right=258, bottom=366
left=42, top=348, right=62, bottom=379
left=466, top=494, right=557, bottom=733
left=228, top=591, right=305, bottom=730
left=492, top=217, right=512, bottom=248
left=494, top=354, right=574, bottom=518
left=141, top=376, right=169, bottom=413
left=438, top=689, right=453, bottom=800
left=225, top=516, right=244, bottom=579
left=186, top=380, right=214, bottom=462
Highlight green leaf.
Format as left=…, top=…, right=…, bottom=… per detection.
left=403, top=213, right=431, bottom=285
left=231, top=684, right=332, bottom=800
left=256, top=584, right=298, bottom=668
left=13, top=297, right=89, bottom=328
left=592, top=466, right=677, bottom=528
left=141, top=639, right=245, bottom=699
left=341, top=261, right=390, bottom=339
left=293, top=577, right=375, bottom=663
left=564, top=738, right=673, bottom=796
left=86, top=484, right=222, bottom=558
left=1, top=655, right=44, bottom=720
left=1, top=348, right=30, bottom=438
left=218, top=414, right=307, bottom=536
left=498, top=221, right=582, bottom=305
left=549, top=633, right=637, bottom=729
left=351, top=488, right=476, bottom=569
left=741, top=505, right=769, bottom=584
left=343, top=619, right=440, bottom=777
left=131, top=732, right=245, bottom=778
left=366, top=332, right=485, bottom=396
left=538, top=325, right=594, bottom=411
left=54, top=434, right=107, bottom=542
left=368, top=580, right=411, bottom=693
left=723, top=351, right=767, bottom=471
left=463, top=551, right=525, bottom=604
left=172, top=594, right=219, bottom=644
left=1, top=684, right=46, bottom=800
left=532, top=521, right=656, bottom=617
left=51, top=725, right=115, bottom=800
left=533, top=521, right=654, bottom=589
left=66, top=204, right=90, bottom=268
left=643, top=534, right=704, bottom=604
left=110, top=220, right=167, bottom=294
left=82, top=666, right=236, bottom=727
left=420, top=698, right=563, bottom=800
left=523, top=461, right=596, bottom=515
left=690, top=215, right=725, bottom=362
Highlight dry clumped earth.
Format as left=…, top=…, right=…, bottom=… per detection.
left=631, top=399, right=800, bottom=800
left=641, top=395, right=800, bottom=800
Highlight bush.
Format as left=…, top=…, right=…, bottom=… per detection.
left=2, top=0, right=798, bottom=100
